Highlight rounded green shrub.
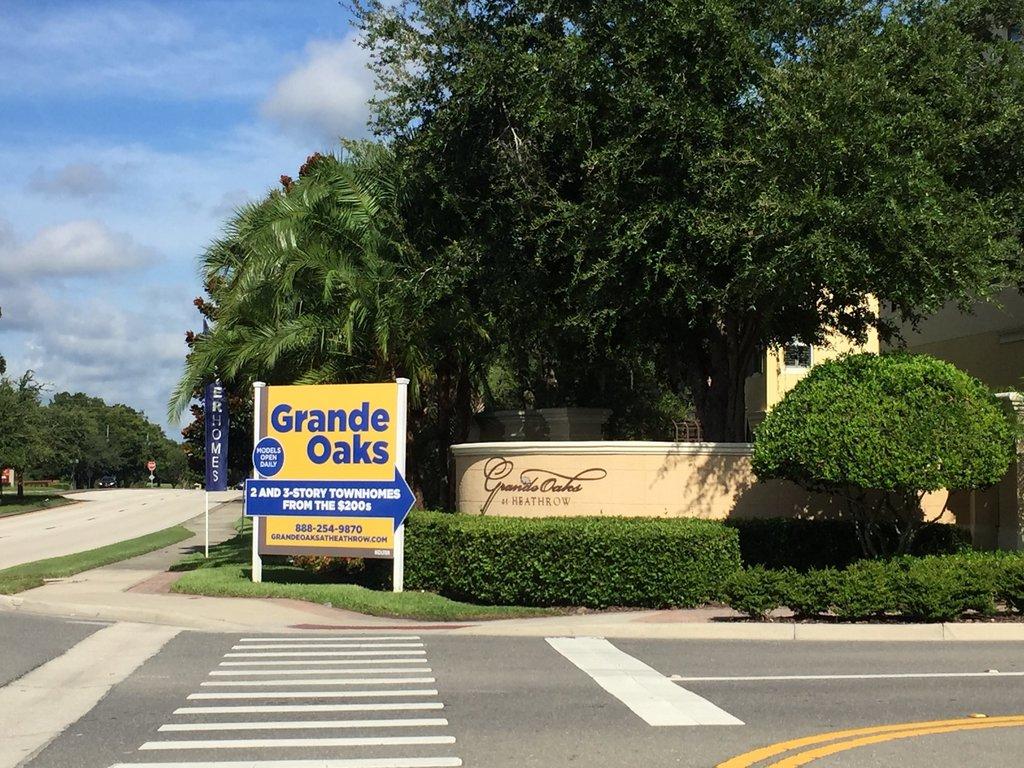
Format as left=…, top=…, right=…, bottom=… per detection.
left=784, top=568, right=841, bottom=617
left=895, top=556, right=997, bottom=621
left=998, top=557, right=1024, bottom=612
left=831, top=560, right=900, bottom=619
left=753, top=353, right=1014, bottom=556
left=723, top=566, right=793, bottom=619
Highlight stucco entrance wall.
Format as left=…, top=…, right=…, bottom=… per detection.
left=452, top=441, right=951, bottom=522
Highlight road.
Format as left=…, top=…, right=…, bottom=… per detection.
left=4, top=612, right=1024, bottom=768
left=0, top=489, right=226, bottom=570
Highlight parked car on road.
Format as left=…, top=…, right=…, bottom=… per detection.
left=96, top=476, right=117, bottom=488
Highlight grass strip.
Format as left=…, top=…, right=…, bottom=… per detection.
left=0, top=525, right=194, bottom=594
left=171, top=522, right=560, bottom=622
left=0, top=492, right=74, bottom=518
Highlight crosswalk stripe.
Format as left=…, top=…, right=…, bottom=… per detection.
left=108, top=759, right=462, bottom=768
left=233, top=644, right=424, bottom=651
left=201, top=678, right=436, bottom=687
left=238, top=637, right=421, bottom=642
left=226, top=651, right=427, bottom=658
left=159, top=718, right=449, bottom=732
left=547, top=637, right=744, bottom=727
left=139, top=735, right=457, bottom=750
left=174, top=703, right=445, bottom=714
left=210, top=668, right=431, bottom=676
left=220, top=659, right=425, bottom=666
left=187, top=689, right=439, bottom=700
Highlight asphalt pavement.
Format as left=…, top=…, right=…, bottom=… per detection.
left=7, top=613, right=1024, bottom=768
left=0, top=489, right=238, bottom=570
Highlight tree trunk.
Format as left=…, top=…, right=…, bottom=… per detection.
left=15, top=469, right=24, bottom=499
left=685, top=321, right=757, bottom=442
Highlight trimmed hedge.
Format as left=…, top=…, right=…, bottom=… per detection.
left=726, top=518, right=971, bottom=571
left=405, top=511, right=741, bottom=608
left=724, top=553, right=1021, bottom=622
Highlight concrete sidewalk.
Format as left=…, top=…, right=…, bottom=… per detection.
left=5, top=505, right=1024, bottom=639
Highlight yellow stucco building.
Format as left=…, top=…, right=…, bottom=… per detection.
left=744, top=325, right=880, bottom=436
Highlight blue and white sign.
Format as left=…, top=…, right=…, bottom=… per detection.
left=244, top=470, right=415, bottom=527
left=204, top=381, right=229, bottom=491
left=252, top=436, right=284, bottom=477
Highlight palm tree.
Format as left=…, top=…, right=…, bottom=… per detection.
left=169, top=142, right=488, bottom=505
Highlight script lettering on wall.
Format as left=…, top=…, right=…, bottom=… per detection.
left=480, top=457, right=607, bottom=514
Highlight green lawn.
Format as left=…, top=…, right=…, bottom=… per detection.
left=0, top=525, right=194, bottom=594
left=171, top=521, right=559, bottom=622
left=0, top=490, right=74, bottom=518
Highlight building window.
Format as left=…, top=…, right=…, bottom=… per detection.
left=783, top=339, right=812, bottom=370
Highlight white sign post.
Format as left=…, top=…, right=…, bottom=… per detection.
left=393, top=377, right=410, bottom=593
left=250, top=381, right=266, bottom=583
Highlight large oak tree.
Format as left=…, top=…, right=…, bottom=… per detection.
left=356, top=0, right=1024, bottom=439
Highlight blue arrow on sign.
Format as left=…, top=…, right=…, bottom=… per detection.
left=244, top=470, right=415, bottom=528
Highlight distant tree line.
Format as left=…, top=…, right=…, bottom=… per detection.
left=0, top=370, right=188, bottom=496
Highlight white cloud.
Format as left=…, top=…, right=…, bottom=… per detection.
left=0, top=219, right=155, bottom=278
left=29, top=162, right=121, bottom=199
left=3, top=286, right=193, bottom=436
left=0, top=2, right=282, bottom=101
left=262, top=35, right=374, bottom=141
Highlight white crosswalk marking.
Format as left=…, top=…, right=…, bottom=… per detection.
left=174, top=703, right=445, bottom=715
left=233, top=643, right=425, bottom=650
left=220, top=658, right=426, bottom=666
left=226, top=650, right=427, bottom=657
left=109, top=760, right=462, bottom=768
left=237, top=636, right=422, bottom=642
left=547, top=636, right=744, bottom=727
left=105, top=633, right=461, bottom=768
left=188, top=689, right=439, bottom=699
left=139, top=735, right=457, bottom=750
left=199, top=677, right=436, bottom=687
left=210, top=668, right=431, bottom=676
left=158, top=718, right=448, bottom=731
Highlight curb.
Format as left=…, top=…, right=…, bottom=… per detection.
left=5, top=591, right=1024, bottom=639
left=0, top=594, right=248, bottom=633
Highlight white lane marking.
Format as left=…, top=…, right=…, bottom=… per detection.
left=188, top=689, right=439, bottom=700
left=226, top=651, right=427, bottom=658
left=201, top=677, right=436, bottom=687
left=220, top=659, right=425, bottom=666
left=233, top=644, right=424, bottom=651
left=546, top=637, right=743, bottom=727
left=159, top=718, right=449, bottom=731
left=108, top=759, right=462, bottom=768
left=238, top=636, right=421, bottom=642
left=140, top=735, right=457, bottom=750
left=210, top=668, right=432, bottom=676
left=0, top=622, right=180, bottom=768
left=174, top=703, right=445, bottom=714
left=669, top=671, right=1024, bottom=682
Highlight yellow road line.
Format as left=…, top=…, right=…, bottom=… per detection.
left=716, top=715, right=1024, bottom=768
left=768, top=717, right=1024, bottom=767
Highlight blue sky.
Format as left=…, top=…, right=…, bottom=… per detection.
left=0, top=1, right=376, bottom=438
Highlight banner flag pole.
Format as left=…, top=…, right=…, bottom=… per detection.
left=204, top=491, right=210, bottom=558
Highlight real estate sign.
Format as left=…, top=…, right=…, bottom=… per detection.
left=245, top=382, right=413, bottom=562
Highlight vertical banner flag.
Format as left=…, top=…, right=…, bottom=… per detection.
left=204, top=381, right=229, bottom=491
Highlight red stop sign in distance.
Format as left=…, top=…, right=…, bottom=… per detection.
left=147, top=461, right=156, bottom=472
